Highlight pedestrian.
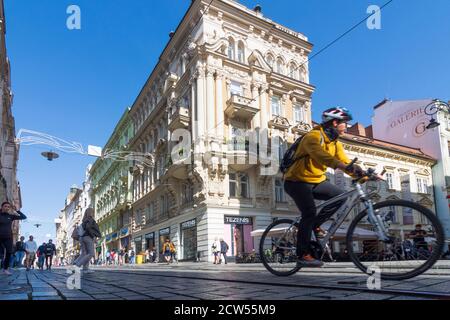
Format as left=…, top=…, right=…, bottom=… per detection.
left=0, top=202, right=27, bottom=275
left=162, top=239, right=171, bottom=265
left=106, top=250, right=111, bottom=265
left=111, top=250, right=116, bottom=266
left=44, top=239, right=56, bottom=270
left=14, top=236, right=26, bottom=268
left=219, top=238, right=229, bottom=264
left=37, top=242, right=46, bottom=270
left=211, top=237, right=220, bottom=264
left=169, top=241, right=178, bottom=264
left=145, top=248, right=150, bottom=263
left=74, top=208, right=101, bottom=273
left=130, top=250, right=135, bottom=264
left=151, top=246, right=157, bottom=263
left=24, top=235, right=37, bottom=271
left=119, top=249, right=124, bottom=266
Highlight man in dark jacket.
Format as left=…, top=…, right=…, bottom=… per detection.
left=44, top=239, right=57, bottom=270
left=0, top=201, right=27, bottom=275
left=37, top=242, right=46, bottom=270
left=15, top=236, right=26, bottom=268
left=219, top=238, right=229, bottom=264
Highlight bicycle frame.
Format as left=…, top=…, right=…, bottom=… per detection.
left=278, top=182, right=391, bottom=255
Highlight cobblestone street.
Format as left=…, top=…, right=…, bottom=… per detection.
left=1, top=262, right=450, bottom=300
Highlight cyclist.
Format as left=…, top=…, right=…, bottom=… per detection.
left=283, top=107, right=364, bottom=267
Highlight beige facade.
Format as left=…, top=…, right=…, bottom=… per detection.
left=0, top=0, right=21, bottom=240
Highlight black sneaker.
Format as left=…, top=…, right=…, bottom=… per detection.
left=297, top=254, right=324, bottom=268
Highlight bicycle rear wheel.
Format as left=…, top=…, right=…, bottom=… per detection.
left=259, top=219, right=301, bottom=276
left=346, top=200, right=444, bottom=280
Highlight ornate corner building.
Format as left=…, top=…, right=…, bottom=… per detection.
left=0, top=0, right=22, bottom=240
left=74, top=0, right=441, bottom=263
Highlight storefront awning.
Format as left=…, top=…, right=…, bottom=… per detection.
left=120, top=227, right=130, bottom=238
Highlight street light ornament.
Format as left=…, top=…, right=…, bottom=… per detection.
left=41, top=151, right=59, bottom=161
left=425, top=99, right=450, bottom=130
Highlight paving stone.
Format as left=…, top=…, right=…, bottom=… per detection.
left=0, top=293, right=29, bottom=300
left=32, top=292, right=60, bottom=297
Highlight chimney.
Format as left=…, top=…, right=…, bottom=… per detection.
left=365, top=125, right=373, bottom=138
left=347, top=123, right=367, bottom=137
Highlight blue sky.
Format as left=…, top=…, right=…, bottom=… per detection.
left=4, top=0, right=449, bottom=245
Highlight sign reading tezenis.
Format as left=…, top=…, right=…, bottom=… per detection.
left=224, top=216, right=253, bottom=225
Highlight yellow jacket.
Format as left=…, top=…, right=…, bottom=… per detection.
left=284, top=126, right=351, bottom=184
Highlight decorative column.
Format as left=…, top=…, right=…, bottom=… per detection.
left=260, top=86, right=269, bottom=128
left=251, top=84, right=260, bottom=129
left=215, top=71, right=224, bottom=138
left=206, top=68, right=215, bottom=139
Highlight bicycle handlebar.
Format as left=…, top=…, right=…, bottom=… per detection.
left=348, top=158, right=385, bottom=184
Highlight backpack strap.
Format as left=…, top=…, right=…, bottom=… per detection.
left=287, top=130, right=325, bottom=168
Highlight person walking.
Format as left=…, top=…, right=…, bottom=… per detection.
left=74, top=208, right=101, bottom=273
left=0, top=202, right=27, bottom=275
left=14, top=236, right=26, bottom=268
left=44, top=239, right=56, bottom=270
left=119, top=249, right=124, bottom=266
left=219, top=238, right=229, bottom=264
left=169, top=241, right=178, bottom=264
left=37, top=242, right=46, bottom=270
left=211, top=237, right=221, bottom=264
left=162, top=239, right=172, bottom=265
left=24, top=236, right=37, bottom=271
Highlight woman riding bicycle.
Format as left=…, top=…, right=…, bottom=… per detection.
left=283, top=107, right=364, bottom=267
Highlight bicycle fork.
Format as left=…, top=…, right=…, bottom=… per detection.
left=357, top=184, right=390, bottom=242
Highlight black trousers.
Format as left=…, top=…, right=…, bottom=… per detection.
left=284, top=180, right=345, bottom=256
left=45, top=255, right=53, bottom=269
left=0, top=237, right=13, bottom=270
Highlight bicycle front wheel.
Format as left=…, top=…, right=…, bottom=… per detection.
left=259, top=219, right=301, bottom=277
left=346, top=200, right=444, bottom=280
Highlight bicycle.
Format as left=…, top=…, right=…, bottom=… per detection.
left=259, top=158, right=445, bottom=280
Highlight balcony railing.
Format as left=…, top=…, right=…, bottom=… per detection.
left=225, top=95, right=259, bottom=120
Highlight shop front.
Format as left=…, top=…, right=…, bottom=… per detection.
left=223, top=216, right=254, bottom=258
left=145, top=232, right=155, bottom=251
left=180, top=219, right=197, bottom=261
left=120, top=226, right=130, bottom=251
left=133, top=236, right=143, bottom=255
left=159, top=227, right=170, bottom=261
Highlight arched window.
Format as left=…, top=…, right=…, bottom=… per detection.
left=266, top=54, right=274, bottom=69
left=228, top=38, right=235, bottom=60
left=276, top=58, right=285, bottom=75
left=299, top=66, right=307, bottom=82
left=289, top=63, right=299, bottom=80
left=237, top=41, right=245, bottom=63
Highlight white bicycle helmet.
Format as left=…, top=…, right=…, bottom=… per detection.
left=321, top=107, right=353, bottom=123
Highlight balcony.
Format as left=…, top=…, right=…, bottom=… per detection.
left=226, top=140, right=258, bottom=171
left=225, top=95, right=259, bottom=120
left=168, top=107, right=190, bottom=131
